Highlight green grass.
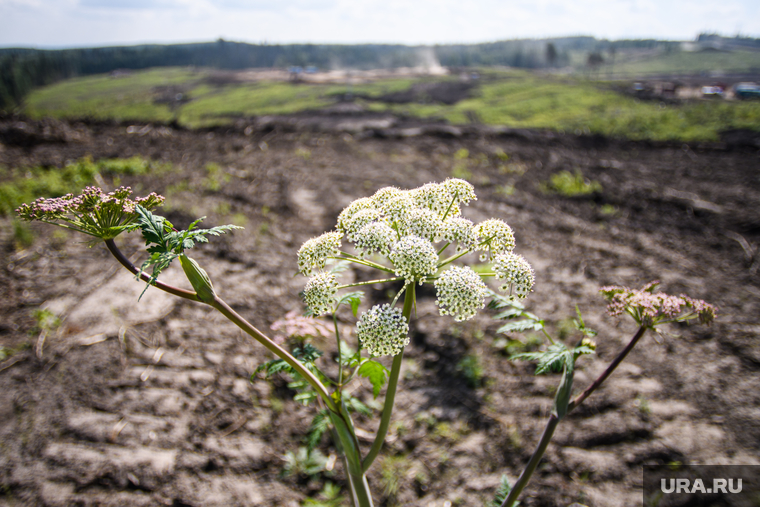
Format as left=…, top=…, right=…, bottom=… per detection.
left=370, top=69, right=760, bottom=141
left=611, top=48, right=760, bottom=77
left=25, top=67, right=199, bottom=123
left=23, top=66, right=760, bottom=141
left=0, top=155, right=172, bottom=217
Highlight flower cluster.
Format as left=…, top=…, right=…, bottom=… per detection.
left=475, top=219, right=515, bottom=261
left=15, top=186, right=164, bottom=239
left=297, top=231, right=342, bottom=276
left=435, top=266, right=489, bottom=321
left=297, top=178, right=534, bottom=355
left=494, top=252, right=535, bottom=300
left=302, top=272, right=339, bottom=316
left=600, top=281, right=716, bottom=327
left=389, top=235, right=439, bottom=285
left=356, top=304, right=410, bottom=357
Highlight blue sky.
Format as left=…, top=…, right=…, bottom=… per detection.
left=1, top=0, right=758, bottom=48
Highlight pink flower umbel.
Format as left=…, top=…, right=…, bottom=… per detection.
left=16, top=186, right=164, bottom=240
left=600, top=281, right=716, bottom=327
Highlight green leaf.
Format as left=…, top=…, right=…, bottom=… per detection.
left=497, top=319, right=544, bottom=333
left=491, top=475, right=520, bottom=507
left=253, top=358, right=295, bottom=379
left=493, top=307, right=523, bottom=320
left=294, top=391, right=318, bottom=405
left=358, top=359, right=389, bottom=398
left=487, top=290, right=525, bottom=310
left=328, top=260, right=352, bottom=274
left=337, top=291, right=364, bottom=317
left=294, top=344, right=323, bottom=363
left=343, top=393, right=372, bottom=416
left=306, top=410, right=330, bottom=451
left=573, top=305, right=598, bottom=337
left=339, top=342, right=361, bottom=368
left=552, top=360, right=574, bottom=420
left=511, top=343, right=571, bottom=375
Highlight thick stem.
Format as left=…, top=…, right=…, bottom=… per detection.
left=362, top=284, right=415, bottom=473
left=104, top=239, right=199, bottom=302
left=500, top=415, right=559, bottom=507
left=501, top=325, right=648, bottom=507
left=104, top=239, right=337, bottom=412
left=328, top=408, right=373, bottom=507
left=211, top=297, right=338, bottom=413
left=568, top=325, right=647, bottom=411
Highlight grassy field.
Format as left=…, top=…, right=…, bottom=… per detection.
left=609, top=48, right=760, bottom=77
left=23, top=66, right=760, bottom=142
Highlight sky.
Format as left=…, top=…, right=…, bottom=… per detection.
left=1, top=0, right=759, bottom=48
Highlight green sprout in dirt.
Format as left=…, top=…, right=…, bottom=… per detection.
left=490, top=282, right=715, bottom=507
left=16, top=178, right=717, bottom=507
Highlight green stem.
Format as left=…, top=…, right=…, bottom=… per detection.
left=331, top=255, right=395, bottom=273
left=500, top=414, right=559, bottom=507
left=362, top=284, right=415, bottom=473
left=437, top=241, right=451, bottom=256
left=568, top=325, right=647, bottom=411
left=337, top=277, right=403, bottom=289
left=104, top=239, right=199, bottom=301
left=501, top=325, right=648, bottom=507
left=334, top=313, right=343, bottom=388
left=211, top=297, right=338, bottom=413
left=104, top=240, right=338, bottom=413
left=437, top=248, right=472, bottom=269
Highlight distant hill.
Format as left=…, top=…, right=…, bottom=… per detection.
left=1, top=35, right=757, bottom=112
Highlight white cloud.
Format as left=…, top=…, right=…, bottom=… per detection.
left=0, top=0, right=758, bottom=47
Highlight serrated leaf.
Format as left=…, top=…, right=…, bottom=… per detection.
left=573, top=344, right=596, bottom=357
left=493, top=307, right=523, bottom=320
left=358, top=359, right=389, bottom=398
left=293, top=344, right=323, bottom=363
left=343, top=394, right=372, bottom=416
left=329, top=260, right=352, bottom=274
left=511, top=343, right=572, bottom=375
left=492, top=475, right=520, bottom=507
left=294, top=392, right=317, bottom=405
left=497, top=319, right=544, bottom=333
left=337, top=291, right=364, bottom=317
left=339, top=342, right=361, bottom=368
left=253, top=358, right=295, bottom=378
left=306, top=410, right=330, bottom=451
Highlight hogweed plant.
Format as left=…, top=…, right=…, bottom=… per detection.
left=16, top=179, right=716, bottom=507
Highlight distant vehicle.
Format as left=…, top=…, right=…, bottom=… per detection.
left=734, top=82, right=760, bottom=100
left=305, top=66, right=318, bottom=74
left=701, top=85, right=724, bottom=98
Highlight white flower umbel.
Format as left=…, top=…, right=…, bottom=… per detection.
left=336, top=197, right=375, bottom=234
left=353, top=221, right=396, bottom=258
left=297, top=231, right=342, bottom=276
left=303, top=272, right=339, bottom=316
left=475, top=219, right=516, bottom=261
left=381, top=193, right=416, bottom=225
left=401, top=208, right=441, bottom=242
left=371, top=186, right=404, bottom=209
left=494, top=252, right=535, bottom=300
left=389, top=235, right=439, bottom=285
left=436, top=216, right=477, bottom=251
left=441, top=178, right=477, bottom=207
left=345, top=208, right=381, bottom=242
left=435, top=265, right=489, bottom=321
left=357, top=304, right=410, bottom=357
left=410, top=182, right=460, bottom=218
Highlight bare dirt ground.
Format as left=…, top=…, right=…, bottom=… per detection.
left=0, top=113, right=759, bottom=507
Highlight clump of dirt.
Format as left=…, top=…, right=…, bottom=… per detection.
left=0, top=113, right=758, bottom=507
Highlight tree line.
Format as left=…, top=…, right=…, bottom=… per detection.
left=0, top=35, right=738, bottom=112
